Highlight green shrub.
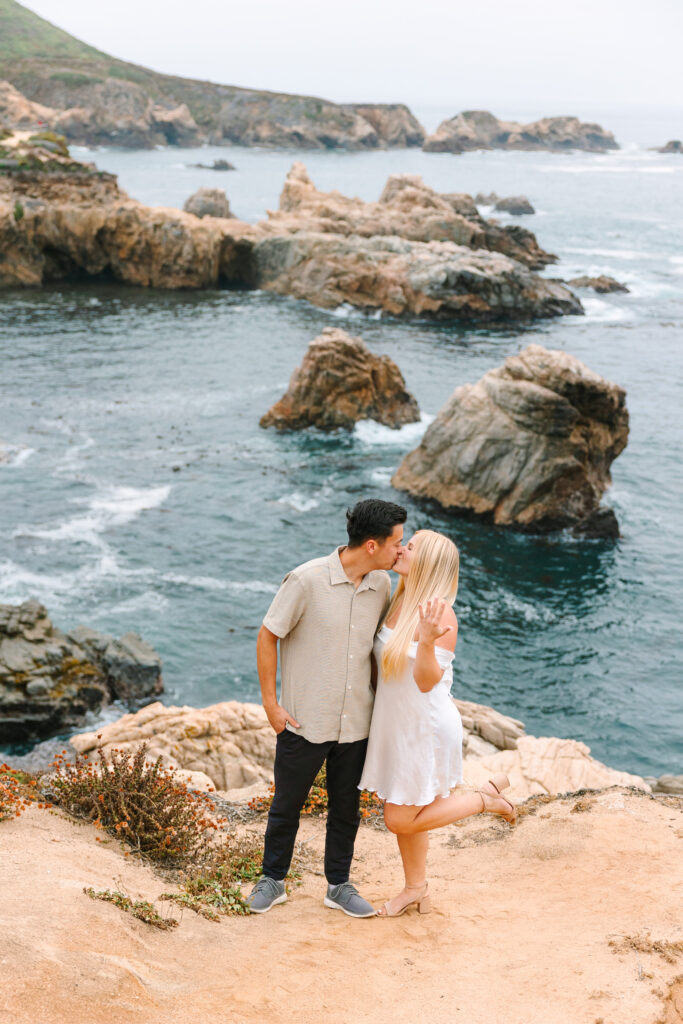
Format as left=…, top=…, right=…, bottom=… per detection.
left=13, top=200, right=24, bottom=222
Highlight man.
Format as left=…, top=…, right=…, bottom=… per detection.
left=247, top=498, right=407, bottom=917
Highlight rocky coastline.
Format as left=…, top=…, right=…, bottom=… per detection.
left=424, top=110, right=619, bottom=153
left=0, top=599, right=162, bottom=745
left=0, top=138, right=583, bottom=323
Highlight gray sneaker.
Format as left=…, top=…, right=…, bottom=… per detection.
left=246, top=876, right=287, bottom=914
left=324, top=882, right=376, bottom=918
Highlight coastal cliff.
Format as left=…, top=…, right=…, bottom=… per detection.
left=424, top=110, right=619, bottom=153
left=2, top=731, right=681, bottom=1024
left=0, top=140, right=582, bottom=323
left=0, top=1, right=425, bottom=149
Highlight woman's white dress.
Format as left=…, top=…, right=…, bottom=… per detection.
left=359, top=625, right=463, bottom=806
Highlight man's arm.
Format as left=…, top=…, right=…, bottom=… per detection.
left=256, top=625, right=300, bottom=734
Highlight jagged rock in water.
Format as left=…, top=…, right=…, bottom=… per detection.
left=0, top=148, right=580, bottom=324
left=494, top=195, right=535, bottom=215
left=653, top=140, right=683, bottom=154
left=260, top=327, right=420, bottom=431
left=0, top=599, right=163, bottom=743
left=392, top=344, right=629, bottom=537
left=424, top=110, right=619, bottom=154
left=266, top=163, right=556, bottom=269
left=190, top=158, right=235, bottom=170
left=474, top=192, right=500, bottom=205
left=183, top=187, right=232, bottom=219
left=568, top=275, right=630, bottom=294
left=252, top=230, right=580, bottom=322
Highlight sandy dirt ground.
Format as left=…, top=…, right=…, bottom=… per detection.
left=1, top=788, right=682, bottom=1024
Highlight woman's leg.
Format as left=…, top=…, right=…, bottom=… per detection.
left=384, top=784, right=510, bottom=836
left=397, top=831, right=429, bottom=887
left=378, top=832, right=430, bottom=916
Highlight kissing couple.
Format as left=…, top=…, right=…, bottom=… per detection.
left=248, top=499, right=516, bottom=918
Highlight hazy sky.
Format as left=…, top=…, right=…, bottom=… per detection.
left=21, top=0, right=683, bottom=116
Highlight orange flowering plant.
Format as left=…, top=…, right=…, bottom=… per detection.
left=0, top=764, right=41, bottom=820
left=49, top=741, right=225, bottom=863
left=248, top=764, right=383, bottom=820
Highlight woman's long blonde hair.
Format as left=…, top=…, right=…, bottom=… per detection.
left=381, top=529, right=459, bottom=680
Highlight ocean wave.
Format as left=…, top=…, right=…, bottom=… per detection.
left=12, top=483, right=171, bottom=549
left=353, top=413, right=434, bottom=447
left=0, top=444, right=36, bottom=468
left=581, top=297, right=633, bottom=323
left=330, top=303, right=382, bottom=321
left=162, top=572, right=277, bottom=594
left=369, top=466, right=394, bottom=486
left=104, top=591, right=170, bottom=615
left=277, top=491, right=321, bottom=512
left=563, top=246, right=657, bottom=261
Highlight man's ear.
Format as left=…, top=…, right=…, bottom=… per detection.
left=366, top=539, right=377, bottom=555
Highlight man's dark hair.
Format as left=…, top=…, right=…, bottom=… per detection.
left=346, top=499, right=407, bottom=548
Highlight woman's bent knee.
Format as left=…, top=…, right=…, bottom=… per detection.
left=383, top=805, right=420, bottom=835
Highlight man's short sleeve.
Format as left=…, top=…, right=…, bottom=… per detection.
left=262, top=573, right=307, bottom=638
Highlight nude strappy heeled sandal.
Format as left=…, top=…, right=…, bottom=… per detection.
left=377, top=883, right=431, bottom=917
left=477, top=772, right=517, bottom=825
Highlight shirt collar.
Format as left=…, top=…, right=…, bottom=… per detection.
left=328, top=546, right=377, bottom=591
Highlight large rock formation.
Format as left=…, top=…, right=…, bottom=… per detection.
left=653, top=140, right=683, bottom=154
left=62, top=696, right=650, bottom=802
left=183, top=187, right=232, bottom=219
left=0, top=600, right=162, bottom=744
left=267, top=163, right=556, bottom=269
left=0, top=144, right=581, bottom=323
left=424, top=110, right=619, bottom=154
left=392, top=344, right=629, bottom=537
left=69, top=700, right=275, bottom=792
left=568, top=275, right=629, bottom=294
left=260, top=328, right=421, bottom=431
left=252, top=231, right=580, bottom=322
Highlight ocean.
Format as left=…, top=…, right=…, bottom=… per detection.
left=1, top=109, right=682, bottom=776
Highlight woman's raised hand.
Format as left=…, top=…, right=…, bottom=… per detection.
left=417, top=599, right=449, bottom=644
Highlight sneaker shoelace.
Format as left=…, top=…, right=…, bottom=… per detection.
left=253, top=877, right=281, bottom=897
left=331, top=882, right=359, bottom=900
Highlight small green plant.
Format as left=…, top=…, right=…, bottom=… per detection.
left=13, top=200, right=24, bottom=222
left=161, top=872, right=249, bottom=919
left=84, top=887, right=178, bottom=929
left=50, top=742, right=225, bottom=863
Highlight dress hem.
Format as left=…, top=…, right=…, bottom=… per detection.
left=359, top=775, right=464, bottom=807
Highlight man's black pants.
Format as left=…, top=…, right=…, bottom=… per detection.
left=262, top=729, right=368, bottom=885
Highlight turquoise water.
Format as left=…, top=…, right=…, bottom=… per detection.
left=1, top=138, right=682, bottom=776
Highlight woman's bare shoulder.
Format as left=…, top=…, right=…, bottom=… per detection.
left=435, top=602, right=458, bottom=651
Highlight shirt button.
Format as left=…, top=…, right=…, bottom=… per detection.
left=349, top=655, right=353, bottom=659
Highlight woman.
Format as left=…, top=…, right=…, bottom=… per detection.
left=359, top=529, right=516, bottom=917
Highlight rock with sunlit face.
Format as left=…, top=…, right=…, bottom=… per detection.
left=392, top=344, right=629, bottom=538
left=260, top=327, right=421, bottom=432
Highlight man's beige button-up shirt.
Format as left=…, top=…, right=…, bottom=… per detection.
left=262, top=547, right=391, bottom=744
